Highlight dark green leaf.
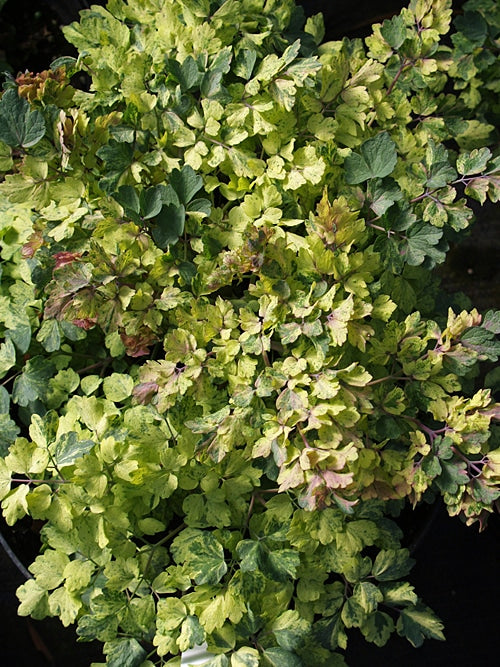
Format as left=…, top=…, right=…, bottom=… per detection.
left=0, top=413, right=20, bottom=456
left=8, top=322, right=31, bottom=354
left=167, top=55, right=203, bottom=91
left=426, top=163, right=457, bottom=188
left=367, top=179, right=402, bottom=216
left=0, top=89, right=46, bottom=148
left=151, top=204, right=185, bottom=248
left=454, top=11, right=488, bottom=46
left=115, top=186, right=140, bottom=215
left=12, top=356, right=55, bottom=407
left=470, top=478, right=500, bottom=504
left=344, top=133, right=398, bottom=184
left=140, top=187, right=163, bottom=219
left=313, top=614, right=345, bottom=651
left=96, top=140, right=134, bottom=193
left=178, top=261, right=197, bottom=284
left=403, top=224, right=444, bottom=266
left=186, top=197, right=211, bottom=217
left=170, top=165, right=203, bottom=204
left=59, top=320, right=87, bottom=342
left=50, top=56, right=78, bottom=71
left=236, top=540, right=299, bottom=582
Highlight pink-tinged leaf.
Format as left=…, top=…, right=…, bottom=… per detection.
left=132, top=382, right=159, bottom=404
left=72, top=317, right=97, bottom=330
left=120, top=333, right=156, bottom=357
left=480, top=405, right=500, bottom=421
left=21, top=231, right=44, bottom=258
left=300, top=471, right=357, bottom=511
left=332, top=492, right=358, bottom=514
left=322, top=469, right=355, bottom=489
left=44, top=263, right=92, bottom=319
left=53, top=251, right=82, bottom=269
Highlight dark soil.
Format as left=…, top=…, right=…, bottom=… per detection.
left=0, top=0, right=498, bottom=665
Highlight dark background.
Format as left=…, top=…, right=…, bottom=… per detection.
left=0, top=1, right=498, bottom=665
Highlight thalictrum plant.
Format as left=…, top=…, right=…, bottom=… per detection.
left=0, top=0, right=499, bottom=665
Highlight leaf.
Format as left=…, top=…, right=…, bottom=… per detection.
left=0, top=337, right=16, bottom=379
left=103, top=373, right=134, bottom=402
left=344, top=133, right=398, bottom=184
left=171, top=528, right=227, bottom=585
left=271, top=610, right=309, bottom=650
left=96, top=140, right=134, bottom=193
left=234, top=49, right=257, bottom=80
left=462, top=326, right=500, bottom=361
left=170, top=165, right=203, bottom=204
left=262, top=647, right=302, bottom=667
left=456, top=147, right=491, bottom=175
left=0, top=413, right=20, bottom=456
left=29, top=549, right=69, bottom=590
left=305, top=14, right=326, bottom=45
left=341, top=597, right=366, bottom=628
left=353, top=581, right=383, bottom=614
left=177, top=615, right=205, bottom=652
left=360, top=610, right=394, bottom=646
left=366, top=179, right=402, bottom=216
left=12, top=356, right=55, bottom=407
left=396, top=604, right=445, bottom=647
left=141, top=187, right=164, bottom=219
left=380, top=581, right=418, bottom=606
left=104, top=638, right=148, bottom=667
left=157, top=597, right=187, bottom=633
left=36, top=319, right=62, bottom=353
left=231, top=646, right=259, bottom=667
left=167, top=55, right=203, bottom=92
left=380, top=15, right=406, bottom=49
left=201, top=70, right=224, bottom=98
left=115, top=185, right=140, bottom=215
left=53, top=432, right=95, bottom=468
left=404, top=223, right=444, bottom=266
left=17, top=579, right=50, bottom=619
left=0, top=386, right=9, bottom=414
left=186, top=197, right=211, bottom=218
left=483, top=310, right=500, bottom=334
left=236, top=540, right=300, bottom=582
left=152, top=204, right=185, bottom=248
left=372, top=549, right=415, bottom=581
left=0, top=88, right=46, bottom=148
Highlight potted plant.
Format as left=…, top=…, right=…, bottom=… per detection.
left=0, top=0, right=499, bottom=665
